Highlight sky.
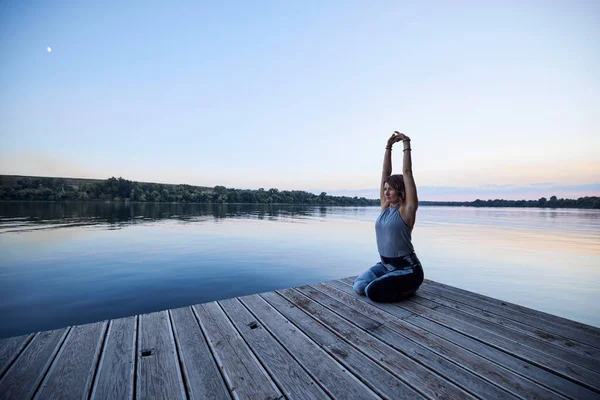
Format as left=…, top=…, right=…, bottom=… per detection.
left=0, top=0, right=598, bottom=201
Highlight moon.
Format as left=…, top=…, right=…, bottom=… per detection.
left=47, top=47, right=52, bottom=52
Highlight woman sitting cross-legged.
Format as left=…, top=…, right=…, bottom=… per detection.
left=353, top=131, right=424, bottom=302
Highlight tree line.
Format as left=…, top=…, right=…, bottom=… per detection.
left=420, top=196, right=600, bottom=209
left=0, top=176, right=377, bottom=206
left=0, top=175, right=598, bottom=208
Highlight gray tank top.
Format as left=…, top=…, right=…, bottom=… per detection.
left=375, top=206, right=414, bottom=258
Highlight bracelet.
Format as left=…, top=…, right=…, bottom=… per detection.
left=403, top=148, right=411, bottom=152
left=385, top=146, right=392, bottom=150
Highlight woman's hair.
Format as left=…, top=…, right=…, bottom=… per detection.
left=384, top=174, right=406, bottom=203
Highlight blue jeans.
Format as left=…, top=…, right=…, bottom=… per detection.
left=353, top=252, right=424, bottom=303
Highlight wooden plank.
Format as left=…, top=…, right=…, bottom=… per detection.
left=34, top=321, right=106, bottom=399
left=325, top=279, right=423, bottom=321
left=250, top=292, right=417, bottom=399
left=339, top=277, right=358, bottom=285
left=276, top=287, right=475, bottom=400
left=420, top=282, right=600, bottom=350
left=406, top=294, right=439, bottom=309
left=0, top=328, right=67, bottom=400
left=314, top=282, right=562, bottom=400
left=90, top=316, right=136, bottom=400
left=192, top=302, right=282, bottom=400
left=0, top=333, right=34, bottom=378
left=416, top=287, right=600, bottom=363
left=406, top=296, right=600, bottom=375
left=298, top=285, right=515, bottom=400
left=406, top=314, right=600, bottom=400
left=423, top=279, right=600, bottom=339
left=5, top=276, right=598, bottom=400
left=331, top=278, right=599, bottom=399
left=169, top=307, right=230, bottom=400
left=392, top=299, right=600, bottom=392
left=219, top=297, right=328, bottom=400
left=296, top=285, right=515, bottom=400
left=137, top=311, right=187, bottom=400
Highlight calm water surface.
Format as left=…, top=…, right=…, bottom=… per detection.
left=1, top=202, right=599, bottom=337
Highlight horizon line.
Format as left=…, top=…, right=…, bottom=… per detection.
left=1, top=173, right=599, bottom=203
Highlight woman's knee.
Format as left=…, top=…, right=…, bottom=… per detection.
left=364, top=268, right=423, bottom=303
left=365, top=282, right=400, bottom=302
left=353, top=263, right=387, bottom=296
left=353, top=277, right=367, bottom=295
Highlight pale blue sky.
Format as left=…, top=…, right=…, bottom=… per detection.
left=1, top=1, right=598, bottom=200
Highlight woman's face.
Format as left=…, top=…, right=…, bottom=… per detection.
left=383, top=183, right=401, bottom=204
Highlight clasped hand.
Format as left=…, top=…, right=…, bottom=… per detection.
left=387, top=131, right=411, bottom=148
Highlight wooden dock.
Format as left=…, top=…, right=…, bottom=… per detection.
left=1, top=278, right=599, bottom=399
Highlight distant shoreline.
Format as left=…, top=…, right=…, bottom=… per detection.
left=1, top=200, right=599, bottom=210
left=1, top=175, right=598, bottom=209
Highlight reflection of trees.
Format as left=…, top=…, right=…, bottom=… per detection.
left=319, top=206, right=327, bottom=218
left=0, top=202, right=329, bottom=231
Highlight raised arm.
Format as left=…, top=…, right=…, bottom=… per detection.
left=396, top=132, right=418, bottom=227
left=380, top=133, right=402, bottom=209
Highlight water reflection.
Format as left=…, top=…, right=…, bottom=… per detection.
left=1, top=203, right=599, bottom=337
left=0, top=202, right=343, bottom=233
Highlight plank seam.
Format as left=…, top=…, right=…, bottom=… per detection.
left=31, top=326, right=72, bottom=400
left=164, top=310, right=189, bottom=400
left=87, top=320, right=111, bottom=400
left=167, top=310, right=191, bottom=400
left=189, top=305, right=235, bottom=400
left=216, top=300, right=290, bottom=400
left=0, top=333, right=36, bottom=381
left=406, top=293, right=443, bottom=309
left=133, top=315, right=139, bottom=400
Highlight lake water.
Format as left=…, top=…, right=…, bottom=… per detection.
left=1, top=202, right=599, bottom=338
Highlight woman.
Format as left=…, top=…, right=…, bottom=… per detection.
left=353, top=131, right=424, bottom=302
